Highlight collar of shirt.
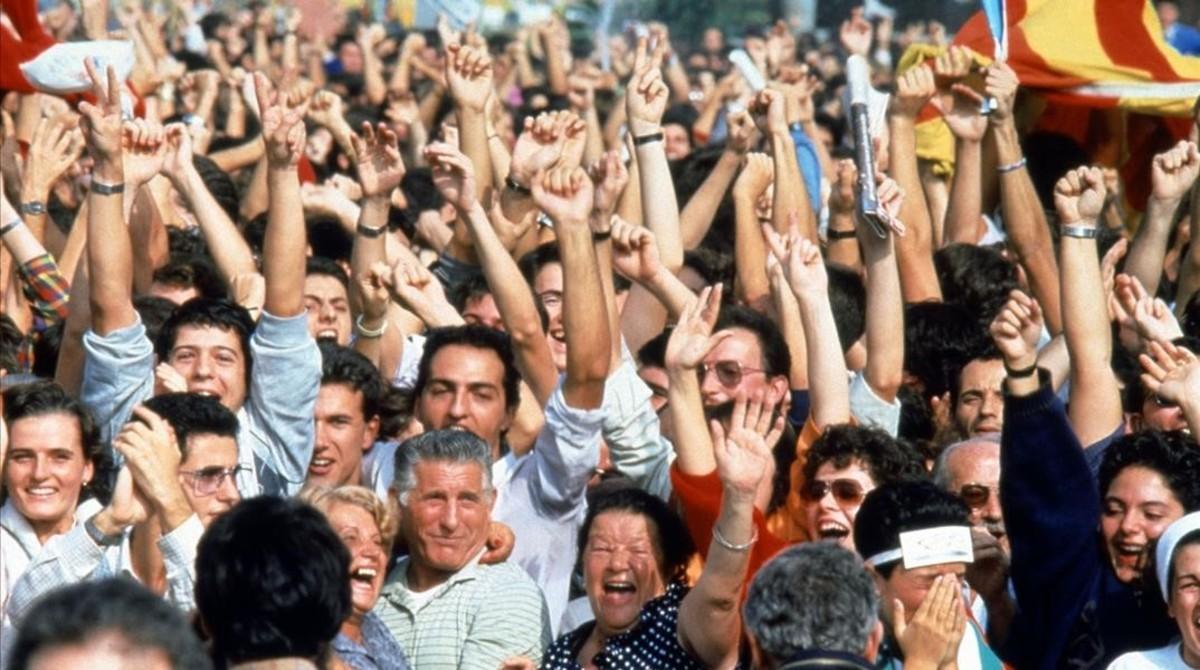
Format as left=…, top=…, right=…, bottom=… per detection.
left=0, top=497, right=102, bottom=557
left=383, top=547, right=488, bottom=610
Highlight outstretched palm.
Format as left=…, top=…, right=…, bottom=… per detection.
left=256, top=72, right=308, bottom=167
left=353, top=123, right=406, bottom=198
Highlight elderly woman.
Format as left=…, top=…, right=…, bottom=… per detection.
left=302, top=485, right=410, bottom=670
left=542, top=394, right=776, bottom=669
left=1107, top=511, right=1200, bottom=669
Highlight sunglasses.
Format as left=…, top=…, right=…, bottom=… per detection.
left=699, top=360, right=766, bottom=387
left=958, top=483, right=996, bottom=509
left=179, top=465, right=246, bottom=496
left=800, top=479, right=867, bottom=507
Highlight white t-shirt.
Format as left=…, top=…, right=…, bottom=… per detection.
left=1108, top=642, right=1191, bottom=670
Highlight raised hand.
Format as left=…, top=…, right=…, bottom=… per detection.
left=388, top=255, right=454, bottom=321
left=351, top=122, right=406, bottom=198
left=307, top=90, right=346, bottom=130
left=483, top=188, right=537, bottom=251
left=510, top=111, right=571, bottom=187
left=114, top=406, right=189, bottom=523
left=828, top=159, right=857, bottom=214
left=726, top=109, right=759, bottom=155
left=891, top=64, right=936, bottom=120
left=531, top=166, right=593, bottom=227
left=750, top=88, right=788, bottom=137
left=255, top=71, right=308, bottom=168
left=121, top=118, right=168, bottom=188
left=776, top=64, right=823, bottom=125
left=1139, top=340, right=1200, bottom=409
left=932, top=45, right=975, bottom=85
left=989, top=289, right=1043, bottom=370
left=589, top=150, right=629, bottom=219
left=445, top=43, right=493, bottom=111
left=161, top=123, right=195, bottom=183
left=711, top=390, right=785, bottom=501
left=78, top=59, right=125, bottom=169
left=763, top=222, right=827, bottom=301
left=154, top=361, right=188, bottom=396
left=665, top=283, right=728, bottom=371
left=733, top=152, right=774, bottom=201
left=554, top=110, right=588, bottom=172
left=356, top=261, right=393, bottom=323
left=839, top=7, right=873, bottom=57
left=94, top=467, right=151, bottom=534
left=1054, top=165, right=1107, bottom=225
left=933, top=83, right=988, bottom=143
left=610, top=216, right=663, bottom=283
left=872, top=171, right=907, bottom=236
left=625, top=37, right=669, bottom=136
left=984, top=61, right=1019, bottom=123
left=424, top=141, right=478, bottom=212
left=893, top=574, right=967, bottom=667
left=1115, top=274, right=1184, bottom=346
left=1150, top=140, right=1200, bottom=202
left=22, top=118, right=84, bottom=200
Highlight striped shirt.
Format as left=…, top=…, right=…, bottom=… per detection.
left=374, top=553, right=551, bottom=668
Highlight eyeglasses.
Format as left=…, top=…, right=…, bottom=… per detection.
left=958, top=483, right=996, bottom=509
left=699, top=360, right=766, bottom=387
left=179, top=465, right=245, bottom=496
left=800, top=479, right=867, bottom=507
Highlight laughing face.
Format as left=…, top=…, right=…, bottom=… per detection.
left=166, top=325, right=248, bottom=412
left=304, top=274, right=352, bottom=346
left=533, top=262, right=567, bottom=373
left=803, top=459, right=875, bottom=551
left=1101, top=466, right=1185, bottom=583
left=309, top=383, right=378, bottom=487
left=327, top=501, right=389, bottom=617
left=1170, top=543, right=1200, bottom=667
left=4, top=413, right=93, bottom=542
left=583, top=511, right=667, bottom=637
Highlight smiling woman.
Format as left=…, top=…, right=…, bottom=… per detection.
left=0, top=382, right=109, bottom=628
left=301, top=485, right=410, bottom=670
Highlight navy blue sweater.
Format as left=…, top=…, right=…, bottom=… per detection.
left=998, top=378, right=1174, bottom=669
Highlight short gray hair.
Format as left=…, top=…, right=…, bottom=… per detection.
left=743, top=543, right=878, bottom=661
left=392, top=429, right=494, bottom=505
left=932, top=434, right=1001, bottom=490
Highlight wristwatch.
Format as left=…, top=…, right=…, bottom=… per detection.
left=20, top=201, right=46, bottom=216
left=84, top=516, right=124, bottom=547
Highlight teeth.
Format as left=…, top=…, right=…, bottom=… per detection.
left=312, top=459, right=333, bottom=467
left=603, top=581, right=635, bottom=593
left=28, top=488, right=55, bottom=495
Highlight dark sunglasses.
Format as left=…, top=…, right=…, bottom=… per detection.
left=699, top=360, right=766, bottom=387
left=958, top=483, right=996, bottom=508
left=801, top=479, right=867, bottom=506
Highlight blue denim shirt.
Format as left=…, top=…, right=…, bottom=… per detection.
left=332, top=610, right=410, bottom=670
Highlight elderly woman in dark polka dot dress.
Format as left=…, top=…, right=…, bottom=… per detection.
left=542, top=395, right=781, bottom=669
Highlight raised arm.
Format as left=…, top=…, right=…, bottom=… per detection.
left=1056, top=166, right=1123, bottom=445
left=1140, top=341, right=1200, bottom=437
left=679, top=394, right=783, bottom=668
left=1125, top=141, right=1198, bottom=296
left=764, top=229, right=851, bottom=427
left=446, top=42, right=495, bottom=206
left=680, top=111, right=756, bottom=249
left=255, top=73, right=309, bottom=318
left=533, top=167, right=610, bottom=409
left=888, top=64, right=943, bottom=303
left=80, top=61, right=137, bottom=336
left=859, top=174, right=906, bottom=403
left=626, top=38, right=684, bottom=273
left=936, top=83, right=989, bottom=246
left=664, top=285, right=725, bottom=475
left=756, top=88, right=814, bottom=241
left=825, top=160, right=863, bottom=272
left=731, top=153, right=774, bottom=310
left=18, top=118, right=83, bottom=244
left=989, top=63, right=1063, bottom=335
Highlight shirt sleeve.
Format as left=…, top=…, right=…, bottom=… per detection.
left=81, top=317, right=155, bottom=447
left=529, top=383, right=605, bottom=517
left=4, top=522, right=108, bottom=625
left=600, top=358, right=674, bottom=500
left=15, top=254, right=70, bottom=330
left=460, top=569, right=552, bottom=667
left=243, top=311, right=321, bottom=496
left=849, top=372, right=902, bottom=436
left=159, top=514, right=204, bottom=612
left=790, top=125, right=824, bottom=216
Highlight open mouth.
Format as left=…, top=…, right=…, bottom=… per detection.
left=1112, top=542, right=1145, bottom=567
left=603, top=580, right=636, bottom=594
left=350, top=567, right=378, bottom=584
left=309, top=458, right=334, bottom=475
left=317, top=329, right=339, bottom=341
left=816, top=520, right=850, bottom=541
left=25, top=487, right=58, bottom=498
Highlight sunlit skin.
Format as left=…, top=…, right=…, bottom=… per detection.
left=1140, top=394, right=1189, bottom=433
left=309, top=384, right=378, bottom=487
left=398, top=460, right=494, bottom=592
left=415, top=345, right=514, bottom=460
left=877, top=563, right=968, bottom=628
left=1101, top=466, right=1185, bottom=584
left=326, top=502, right=388, bottom=642
left=533, top=262, right=567, bottom=372
left=462, top=293, right=505, bottom=332
left=699, top=328, right=788, bottom=411
left=304, top=274, right=352, bottom=345
left=178, top=434, right=241, bottom=528
left=165, top=325, right=248, bottom=411
left=582, top=512, right=667, bottom=651
left=943, top=440, right=1008, bottom=553
left=27, top=633, right=172, bottom=670
left=804, top=460, right=875, bottom=552
left=955, top=358, right=1005, bottom=437
left=1169, top=544, right=1200, bottom=667
left=4, top=413, right=93, bottom=544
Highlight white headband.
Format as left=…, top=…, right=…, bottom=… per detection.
left=865, top=526, right=975, bottom=570
left=1156, top=512, right=1200, bottom=603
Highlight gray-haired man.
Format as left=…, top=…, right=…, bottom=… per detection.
left=374, top=429, right=551, bottom=667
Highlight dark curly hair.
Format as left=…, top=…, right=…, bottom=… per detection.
left=853, top=480, right=971, bottom=578
left=802, top=424, right=927, bottom=487
left=576, top=487, right=696, bottom=585
left=1098, top=430, right=1200, bottom=512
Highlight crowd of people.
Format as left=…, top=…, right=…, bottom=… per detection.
left=1, top=0, right=1199, bottom=668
